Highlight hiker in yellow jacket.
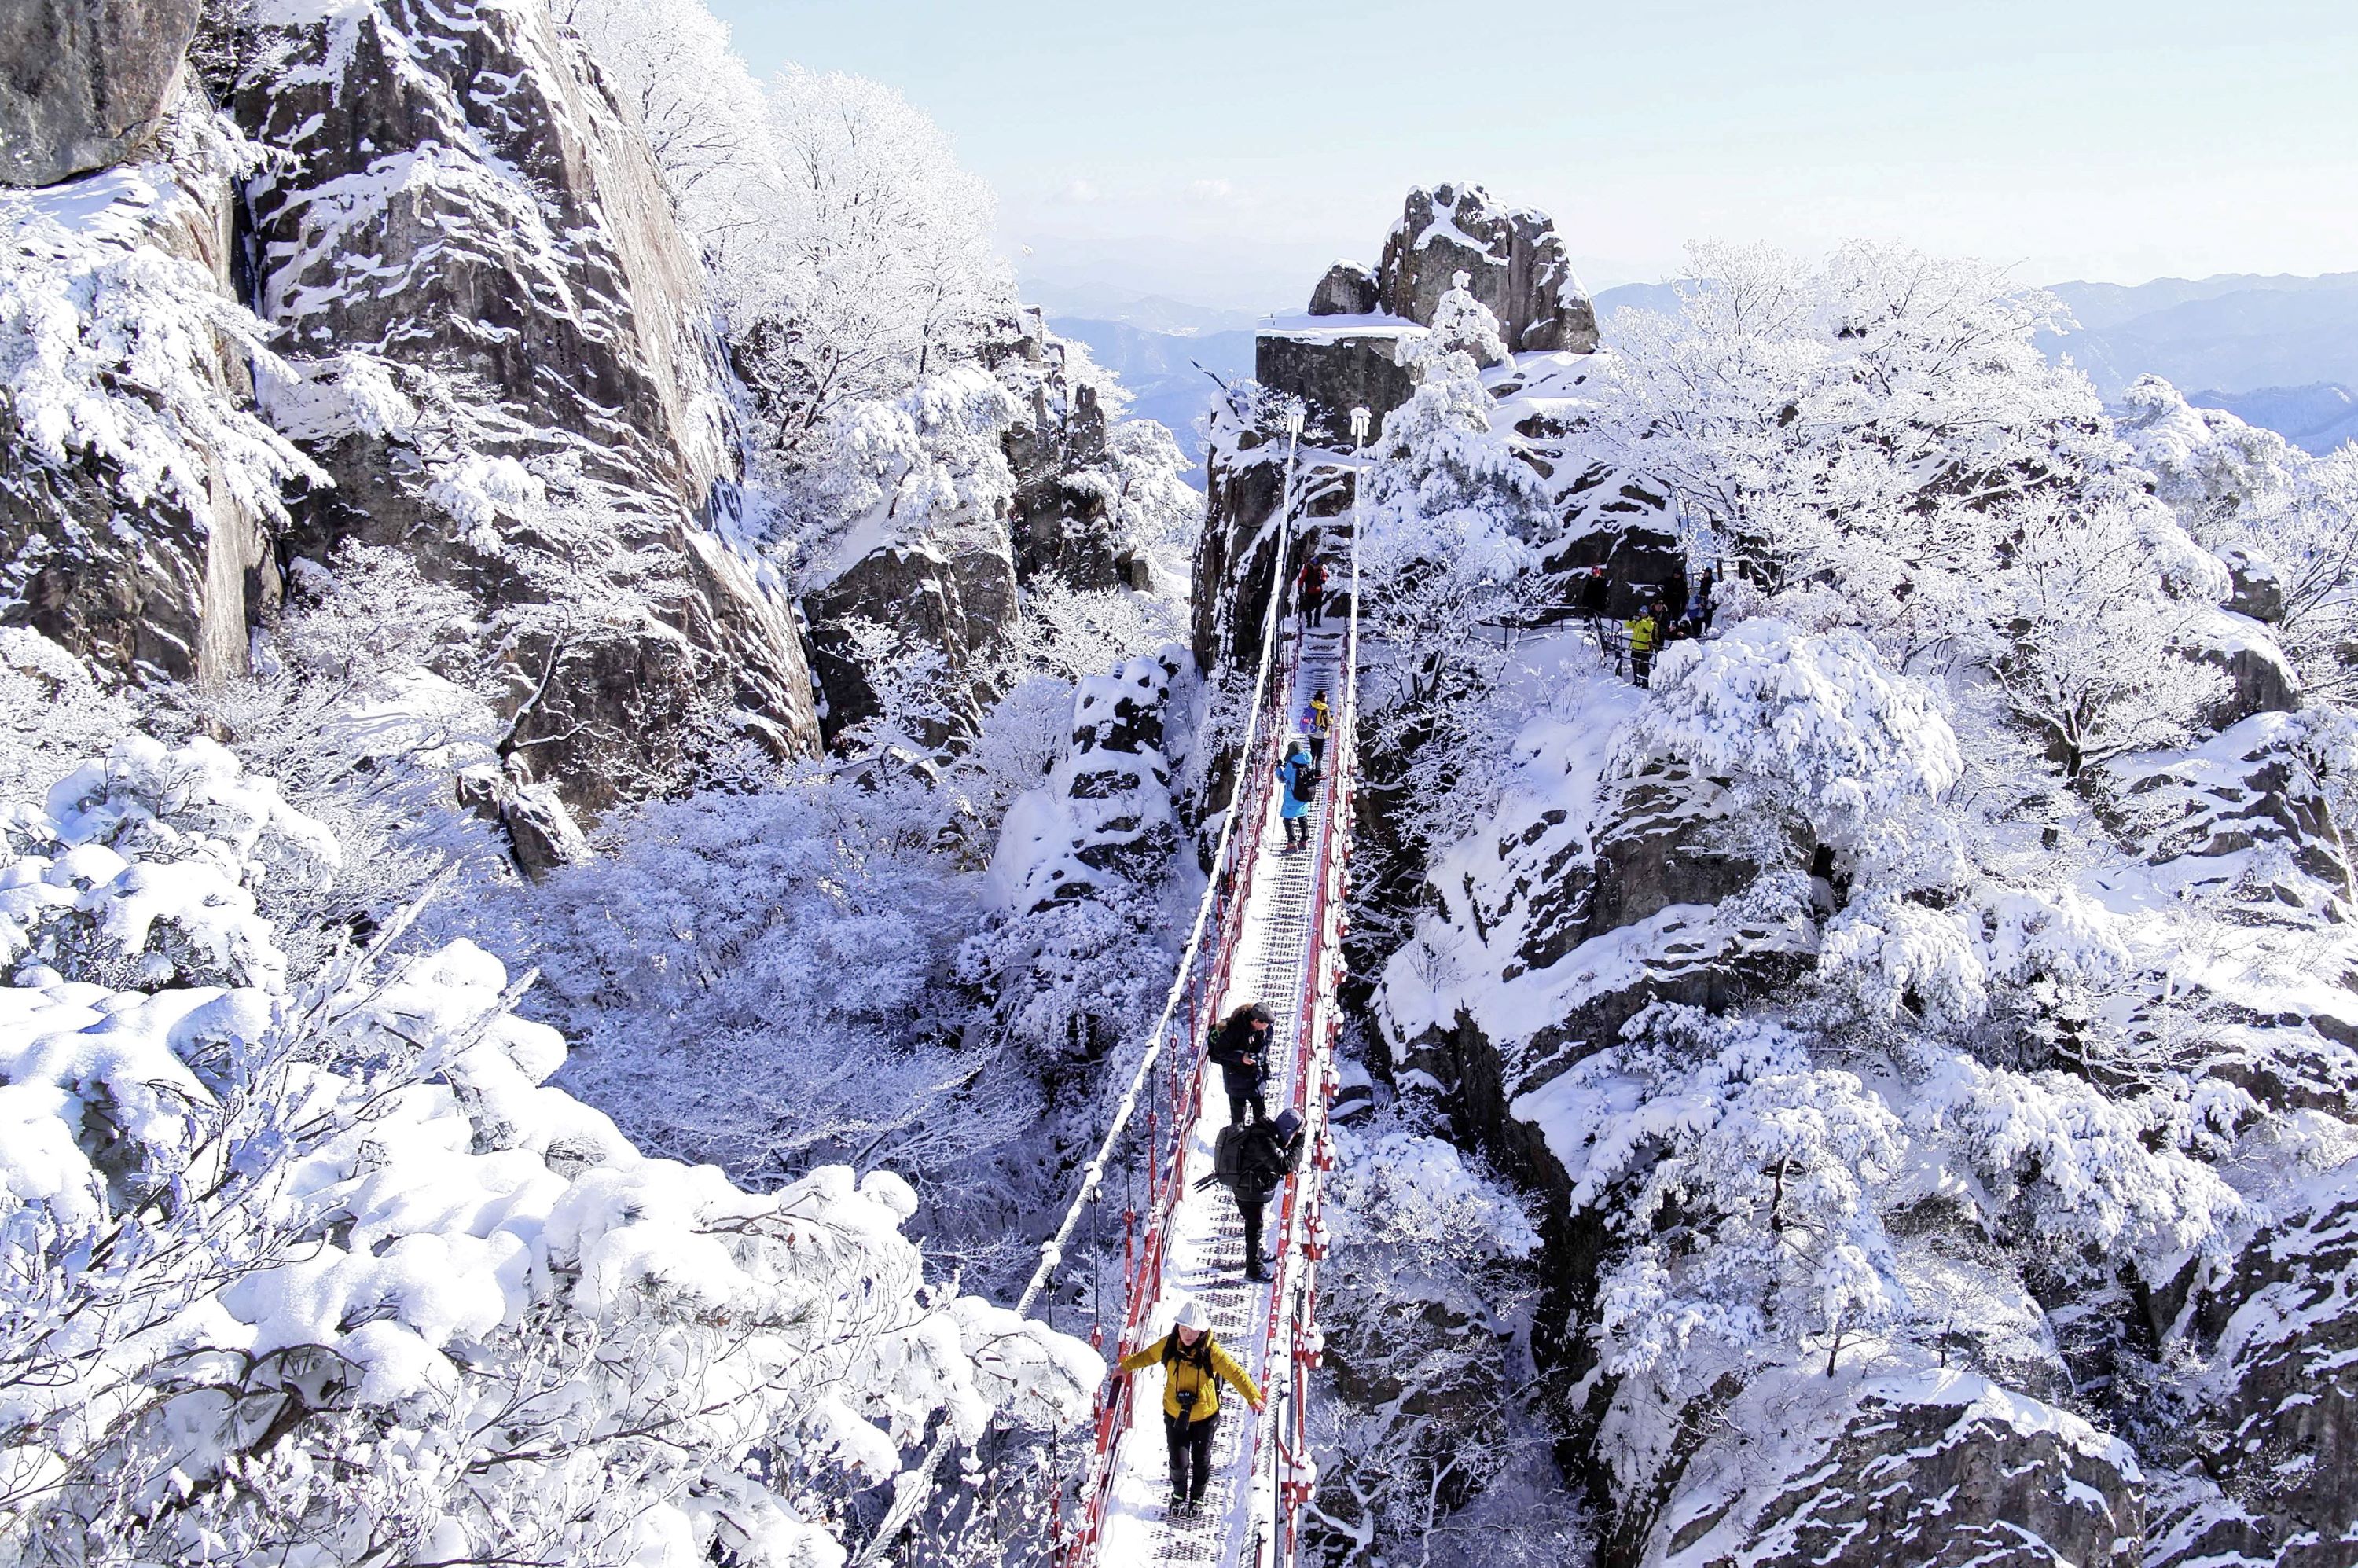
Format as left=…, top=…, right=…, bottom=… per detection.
left=1626, top=605, right=1662, bottom=689
left=1116, top=1297, right=1264, bottom=1516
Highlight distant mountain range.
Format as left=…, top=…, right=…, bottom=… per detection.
left=2189, top=382, right=2358, bottom=457
left=1598, top=274, right=2358, bottom=455
left=1044, top=270, right=2358, bottom=468
left=1040, top=300, right=1260, bottom=465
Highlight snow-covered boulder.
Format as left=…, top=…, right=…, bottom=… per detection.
left=986, top=648, right=1185, bottom=914
left=2181, top=606, right=2302, bottom=727
left=2222, top=544, right=2287, bottom=623
left=1651, top=1371, right=2144, bottom=1568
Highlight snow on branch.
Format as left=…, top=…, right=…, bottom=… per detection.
left=1613, top=618, right=1961, bottom=855
left=1, top=165, right=322, bottom=524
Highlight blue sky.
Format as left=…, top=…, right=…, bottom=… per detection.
left=705, top=1, right=2358, bottom=312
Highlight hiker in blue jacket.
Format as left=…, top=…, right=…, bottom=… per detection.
left=1276, top=739, right=1317, bottom=851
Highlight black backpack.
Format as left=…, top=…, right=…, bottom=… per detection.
left=1289, top=760, right=1321, bottom=801
left=1207, top=1114, right=1304, bottom=1195
left=1211, top=1124, right=1247, bottom=1189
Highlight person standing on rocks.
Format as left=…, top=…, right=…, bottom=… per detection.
left=1210, top=1003, right=1273, bottom=1125
left=1116, top=1298, right=1263, bottom=1517
left=1695, top=567, right=1717, bottom=634
left=1276, top=737, right=1317, bottom=851
left=1297, top=554, right=1329, bottom=628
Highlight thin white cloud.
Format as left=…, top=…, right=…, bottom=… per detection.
left=1057, top=178, right=1100, bottom=204
left=1184, top=178, right=1236, bottom=205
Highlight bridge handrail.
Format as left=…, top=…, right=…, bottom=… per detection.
left=1241, top=411, right=1367, bottom=1565
left=1045, top=413, right=1311, bottom=1568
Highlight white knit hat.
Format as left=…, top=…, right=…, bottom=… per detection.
left=1172, top=1297, right=1209, bottom=1331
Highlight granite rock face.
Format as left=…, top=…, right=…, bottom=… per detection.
left=1255, top=324, right=1420, bottom=449
left=803, top=523, right=1019, bottom=750
left=233, top=0, right=820, bottom=808
left=2101, top=711, right=2355, bottom=918
left=2224, top=546, right=2286, bottom=623
left=2147, top=1166, right=2358, bottom=1566
left=0, top=0, right=200, bottom=187
left=997, top=308, right=1126, bottom=591
left=1377, top=182, right=1600, bottom=354
left=1188, top=397, right=1358, bottom=672
left=1647, top=1374, right=2145, bottom=1568
left=1308, top=259, right=1380, bottom=317
left=0, top=162, right=284, bottom=687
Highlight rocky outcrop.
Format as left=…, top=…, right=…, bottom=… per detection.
left=0, top=0, right=199, bottom=187
left=1387, top=754, right=1812, bottom=1194
left=0, top=161, right=288, bottom=687
left=2184, top=608, right=2301, bottom=727
left=1487, top=354, right=1688, bottom=618
left=1377, top=182, right=1600, bottom=354
left=2151, top=1166, right=2358, bottom=1566
left=986, top=647, right=1185, bottom=913
left=1651, top=1372, right=2145, bottom=1568
left=233, top=0, right=819, bottom=808
left=2224, top=546, right=2286, bottom=623
left=456, top=761, right=586, bottom=881
left=1255, top=321, right=1420, bottom=449
left=804, top=523, right=1018, bottom=748
left=1308, top=259, right=1380, bottom=317
left=1188, top=392, right=1357, bottom=670
left=995, top=308, right=1126, bottom=590
left=2102, top=711, right=2354, bottom=918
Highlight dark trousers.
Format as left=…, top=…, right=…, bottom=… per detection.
left=1282, top=814, right=1308, bottom=849
left=1165, top=1410, right=1217, bottom=1503
left=1228, top=1089, right=1266, bottom=1126
left=1301, top=589, right=1323, bottom=626
left=1632, top=651, right=1652, bottom=689
left=1306, top=733, right=1326, bottom=767
left=1240, top=1193, right=1267, bottom=1273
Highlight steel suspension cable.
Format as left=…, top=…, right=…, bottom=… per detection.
left=1014, top=406, right=1307, bottom=1317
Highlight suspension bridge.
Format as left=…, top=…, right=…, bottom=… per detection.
left=1018, top=406, right=1368, bottom=1568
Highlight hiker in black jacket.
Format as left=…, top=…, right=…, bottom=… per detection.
left=1297, top=555, right=1329, bottom=627
left=1578, top=564, right=1611, bottom=625
left=1208, top=1003, right=1273, bottom=1126
left=1221, top=1109, right=1302, bottom=1282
